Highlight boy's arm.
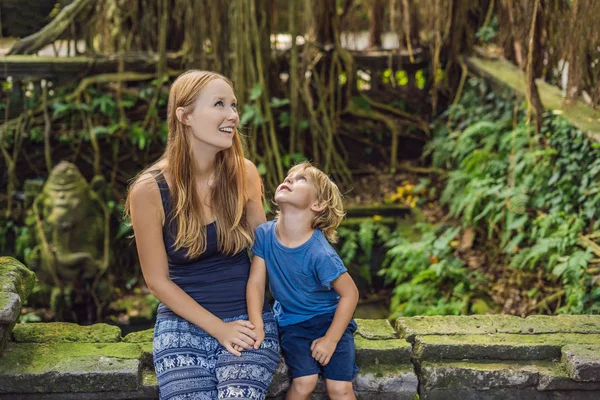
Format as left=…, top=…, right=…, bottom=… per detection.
left=311, top=272, right=359, bottom=365
left=247, top=255, right=268, bottom=347
left=324, top=272, right=359, bottom=342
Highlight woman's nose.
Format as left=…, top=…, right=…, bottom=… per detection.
left=227, top=108, right=239, bottom=122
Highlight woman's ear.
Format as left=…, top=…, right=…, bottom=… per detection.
left=176, top=107, right=189, bottom=125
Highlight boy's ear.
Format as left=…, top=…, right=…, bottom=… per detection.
left=311, top=200, right=327, bottom=213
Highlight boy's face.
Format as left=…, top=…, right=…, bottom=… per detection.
left=275, top=167, right=320, bottom=210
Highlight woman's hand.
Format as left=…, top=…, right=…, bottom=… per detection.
left=214, top=320, right=259, bottom=356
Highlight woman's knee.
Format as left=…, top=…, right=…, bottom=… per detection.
left=291, top=375, right=318, bottom=395
left=325, top=379, right=354, bottom=398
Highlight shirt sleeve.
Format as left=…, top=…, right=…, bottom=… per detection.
left=251, top=224, right=266, bottom=259
left=315, top=251, right=348, bottom=290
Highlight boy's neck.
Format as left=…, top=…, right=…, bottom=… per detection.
left=275, top=209, right=316, bottom=248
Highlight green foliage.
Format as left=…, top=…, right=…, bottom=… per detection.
left=338, top=219, right=391, bottom=286
left=379, top=223, right=486, bottom=317
left=428, top=77, right=600, bottom=314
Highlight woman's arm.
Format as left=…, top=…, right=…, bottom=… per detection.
left=244, top=159, right=267, bottom=231
left=246, top=255, right=267, bottom=348
left=129, top=174, right=257, bottom=355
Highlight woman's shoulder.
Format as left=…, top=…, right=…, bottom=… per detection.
left=129, top=170, right=163, bottom=210
left=244, top=158, right=261, bottom=183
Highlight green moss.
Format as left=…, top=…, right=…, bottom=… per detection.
left=355, top=319, right=398, bottom=339
left=398, top=315, right=600, bottom=341
left=142, top=370, right=158, bottom=387
left=12, top=322, right=122, bottom=343
left=468, top=57, right=600, bottom=140
left=0, top=342, right=144, bottom=375
left=355, top=336, right=411, bottom=349
left=355, top=336, right=412, bottom=365
left=0, top=257, right=36, bottom=302
left=415, top=333, right=600, bottom=361
left=123, top=328, right=154, bottom=343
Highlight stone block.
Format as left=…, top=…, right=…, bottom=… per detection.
left=562, top=344, right=600, bottom=382
left=0, top=342, right=145, bottom=393
left=398, top=315, right=600, bottom=342
left=0, top=348, right=141, bottom=393
left=123, top=328, right=154, bottom=343
left=12, top=322, right=122, bottom=343
left=419, top=361, right=548, bottom=390
left=0, top=292, right=21, bottom=324
left=537, top=363, right=600, bottom=391
left=355, top=336, right=412, bottom=365
left=0, top=257, right=36, bottom=302
left=421, top=387, right=600, bottom=400
left=355, top=319, right=397, bottom=340
left=354, top=365, right=418, bottom=399
left=414, top=334, right=600, bottom=361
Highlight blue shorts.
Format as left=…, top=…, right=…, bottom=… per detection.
left=153, top=311, right=280, bottom=400
left=279, top=313, right=358, bottom=381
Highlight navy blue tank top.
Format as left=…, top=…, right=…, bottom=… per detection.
left=151, top=171, right=269, bottom=320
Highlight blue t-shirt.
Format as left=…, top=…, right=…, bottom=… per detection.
left=252, top=220, right=347, bottom=326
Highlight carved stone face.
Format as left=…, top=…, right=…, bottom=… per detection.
left=43, top=161, right=91, bottom=230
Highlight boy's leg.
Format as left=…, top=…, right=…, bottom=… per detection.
left=285, top=375, right=319, bottom=400
left=325, top=379, right=356, bottom=400
left=321, top=320, right=358, bottom=399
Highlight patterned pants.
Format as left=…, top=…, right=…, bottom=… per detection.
left=153, top=312, right=280, bottom=400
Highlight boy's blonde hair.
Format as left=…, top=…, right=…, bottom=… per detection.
left=280, top=161, right=346, bottom=243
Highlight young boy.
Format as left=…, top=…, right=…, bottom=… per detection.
left=245, top=161, right=360, bottom=400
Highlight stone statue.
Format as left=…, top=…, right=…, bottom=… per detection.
left=25, top=161, right=111, bottom=322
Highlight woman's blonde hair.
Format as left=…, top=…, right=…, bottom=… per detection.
left=126, top=70, right=253, bottom=257
left=281, top=161, right=346, bottom=243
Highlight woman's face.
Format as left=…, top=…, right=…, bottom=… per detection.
left=180, top=78, right=240, bottom=151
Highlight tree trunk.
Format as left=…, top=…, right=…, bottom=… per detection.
left=7, top=0, right=92, bottom=55
left=312, top=0, right=337, bottom=47
left=369, top=0, right=385, bottom=48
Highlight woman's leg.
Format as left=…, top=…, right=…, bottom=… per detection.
left=153, top=318, right=219, bottom=400
left=216, top=312, right=281, bottom=399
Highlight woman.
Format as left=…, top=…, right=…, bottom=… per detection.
left=126, top=70, right=280, bottom=399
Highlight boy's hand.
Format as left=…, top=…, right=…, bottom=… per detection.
left=252, top=323, right=265, bottom=349
left=233, top=323, right=265, bottom=352
left=310, top=336, right=337, bottom=366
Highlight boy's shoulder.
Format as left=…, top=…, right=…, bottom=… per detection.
left=311, top=229, right=340, bottom=257
left=256, top=220, right=276, bottom=236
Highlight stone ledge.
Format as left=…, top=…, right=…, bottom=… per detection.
left=355, top=319, right=397, bottom=340
left=398, top=315, right=600, bottom=342
left=420, top=360, right=600, bottom=399
left=354, top=336, right=412, bottom=365
left=414, top=333, right=600, bottom=361
left=562, top=344, right=600, bottom=382
left=123, top=328, right=154, bottom=343
left=12, top=322, right=122, bottom=343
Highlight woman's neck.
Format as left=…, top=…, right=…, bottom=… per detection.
left=189, top=142, right=217, bottom=180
